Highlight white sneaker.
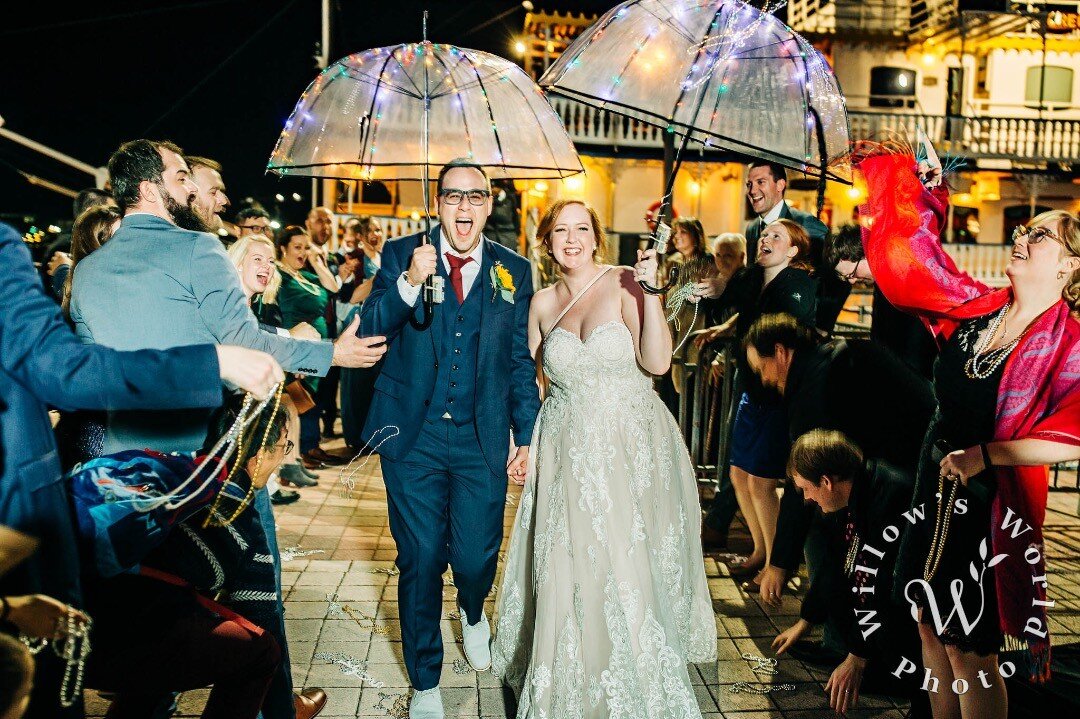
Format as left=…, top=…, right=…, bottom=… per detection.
left=458, top=606, right=492, bottom=671
left=409, top=687, right=444, bottom=719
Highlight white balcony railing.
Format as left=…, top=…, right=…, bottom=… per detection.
left=549, top=96, right=1080, bottom=164
left=943, top=243, right=1012, bottom=287
left=849, top=111, right=1080, bottom=164
left=549, top=96, right=670, bottom=149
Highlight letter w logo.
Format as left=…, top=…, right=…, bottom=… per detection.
left=904, top=578, right=986, bottom=637
left=854, top=609, right=881, bottom=640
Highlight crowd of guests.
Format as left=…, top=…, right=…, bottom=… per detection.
left=0, top=138, right=388, bottom=719
left=1, top=137, right=1079, bottom=719
left=676, top=154, right=1080, bottom=718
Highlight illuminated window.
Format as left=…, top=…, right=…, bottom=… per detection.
left=869, top=67, right=917, bottom=109
left=1025, top=66, right=1073, bottom=108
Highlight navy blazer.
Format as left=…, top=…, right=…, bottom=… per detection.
left=0, top=223, right=224, bottom=605
left=744, top=201, right=829, bottom=263
left=359, top=228, right=540, bottom=475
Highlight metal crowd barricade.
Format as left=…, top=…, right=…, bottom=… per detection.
left=672, top=331, right=736, bottom=481
left=671, top=324, right=873, bottom=483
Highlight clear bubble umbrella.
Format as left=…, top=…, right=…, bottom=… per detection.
left=539, top=0, right=850, bottom=292
left=267, top=46, right=583, bottom=183
left=268, top=18, right=583, bottom=328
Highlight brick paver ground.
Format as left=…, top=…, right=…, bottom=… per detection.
left=85, top=443, right=1080, bottom=718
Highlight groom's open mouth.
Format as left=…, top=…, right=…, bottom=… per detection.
left=454, top=217, right=474, bottom=238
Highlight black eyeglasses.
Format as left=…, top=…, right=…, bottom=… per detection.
left=837, top=259, right=862, bottom=282
left=1012, top=224, right=1065, bottom=248
left=275, top=439, right=295, bottom=454
left=439, top=189, right=491, bottom=206
left=238, top=224, right=272, bottom=234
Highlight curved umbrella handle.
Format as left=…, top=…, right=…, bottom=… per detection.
left=408, top=229, right=442, bottom=331
left=410, top=286, right=436, bottom=330
left=638, top=220, right=677, bottom=295
left=639, top=265, right=679, bottom=296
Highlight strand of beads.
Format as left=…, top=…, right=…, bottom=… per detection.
left=57, top=612, right=92, bottom=708
left=964, top=303, right=1019, bottom=380
left=730, top=682, right=797, bottom=694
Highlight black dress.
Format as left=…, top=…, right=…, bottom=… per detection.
left=900, top=312, right=1004, bottom=656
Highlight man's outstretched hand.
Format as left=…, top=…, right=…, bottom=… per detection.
left=332, top=315, right=387, bottom=368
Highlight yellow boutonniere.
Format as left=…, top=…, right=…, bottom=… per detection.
left=490, top=261, right=515, bottom=303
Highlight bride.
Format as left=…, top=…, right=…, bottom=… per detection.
left=492, top=200, right=716, bottom=718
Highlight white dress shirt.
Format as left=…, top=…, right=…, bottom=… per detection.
left=759, top=200, right=787, bottom=225
left=396, top=231, right=486, bottom=306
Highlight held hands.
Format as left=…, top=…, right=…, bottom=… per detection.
left=634, top=248, right=660, bottom=287
left=407, top=244, right=438, bottom=287
left=3, top=594, right=89, bottom=639
left=332, top=315, right=387, bottom=368
left=939, top=446, right=985, bottom=487
left=825, top=653, right=867, bottom=715
left=216, top=346, right=285, bottom=399
left=771, top=618, right=810, bottom=656
left=507, top=446, right=529, bottom=486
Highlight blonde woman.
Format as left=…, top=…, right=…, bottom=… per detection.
left=226, top=234, right=318, bottom=496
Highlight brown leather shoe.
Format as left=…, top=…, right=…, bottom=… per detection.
left=301, top=454, right=326, bottom=471
left=294, top=688, right=327, bottom=719
left=303, top=447, right=348, bottom=466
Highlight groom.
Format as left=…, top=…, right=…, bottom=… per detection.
left=360, top=159, right=540, bottom=719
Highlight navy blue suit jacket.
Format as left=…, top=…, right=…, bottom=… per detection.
left=0, top=223, right=224, bottom=605
left=359, top=228, right=540, bottom=475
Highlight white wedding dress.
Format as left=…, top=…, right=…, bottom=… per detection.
left=492, top=316, right=717, bottom=719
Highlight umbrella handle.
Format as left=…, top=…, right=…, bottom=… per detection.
left=409, top=276, right=442, bottom=330
left=639, top=265, right=678, bottom=295
left=638, top=221, right=678, bottom=295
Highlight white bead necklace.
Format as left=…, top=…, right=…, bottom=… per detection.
left=20, top=611, right=93, bottom=708
left=964, top=303, right=1020, bottom=380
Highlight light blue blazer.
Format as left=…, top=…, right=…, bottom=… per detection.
left=70, top=213, right=333, bottom=453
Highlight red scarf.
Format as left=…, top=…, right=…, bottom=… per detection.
left=859, top=153, right=1080, bottom=680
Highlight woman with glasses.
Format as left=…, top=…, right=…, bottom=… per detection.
left=82, top=398, right=292, bottom=719
left=857, top=145, right=1080, bottom=719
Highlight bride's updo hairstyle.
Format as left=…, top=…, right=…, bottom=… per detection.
left=1029, top=210, right=1080, bottom=313
left=537, top=199, right=607, bottom=260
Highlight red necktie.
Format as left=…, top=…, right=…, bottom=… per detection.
left=445, top=253, right=474, bottom=305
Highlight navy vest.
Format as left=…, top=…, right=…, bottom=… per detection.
left=425, top=264, right=483, bottom=425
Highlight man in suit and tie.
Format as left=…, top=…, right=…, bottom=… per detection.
left=743, top=161, right=850, bottom=332
left=360, top=159, right=540, bottom=719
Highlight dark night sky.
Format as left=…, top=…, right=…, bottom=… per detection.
left=0, top=0, right=622, bottom=228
